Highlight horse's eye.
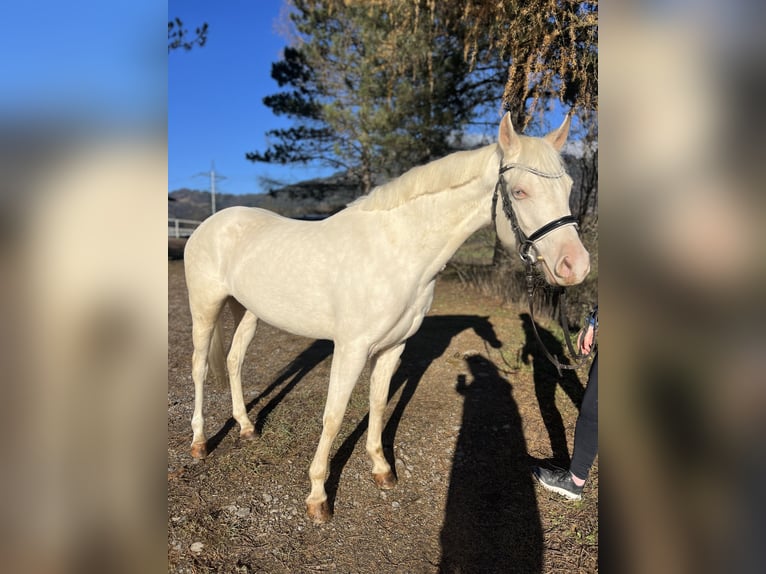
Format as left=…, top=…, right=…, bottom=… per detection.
left=512, top=188, right=526, bottom=199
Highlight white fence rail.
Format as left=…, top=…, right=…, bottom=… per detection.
left=168, top=218, right=203, bottom=238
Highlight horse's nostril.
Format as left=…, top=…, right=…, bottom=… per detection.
left=556, top=255, right=573, bottom=278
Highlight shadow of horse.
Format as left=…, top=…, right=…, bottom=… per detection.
left=324, top=315, right=502, bottom=513
left=520, top=313, right=584, bottom=467
left=439, top=354, right=543, bottom=573
left=206, top=339, right=334, bottom=454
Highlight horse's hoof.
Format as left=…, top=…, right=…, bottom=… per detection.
left=306, top=501, right=332, bottom=525
left=239, top=428, right=256, bottom=441
left=190, top=442, right=208, bottom=459
left=373, top=471, right=397, bottom=490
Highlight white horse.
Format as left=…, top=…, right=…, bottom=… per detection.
left=184, top=112, right=590, bottom=523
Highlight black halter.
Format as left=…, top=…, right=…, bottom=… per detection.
left=491, top=162, right=579, bottom=265
left=491, top=161, right=592, bottom=376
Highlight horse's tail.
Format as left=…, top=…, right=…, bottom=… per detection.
left=207, top=297, right=247, bottom=389
left=208, top=313, right=228, bottom=389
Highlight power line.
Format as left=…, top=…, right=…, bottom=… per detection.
left=194, top=161, right=227, bottom=215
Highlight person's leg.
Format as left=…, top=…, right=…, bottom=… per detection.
left=533, top=353, right=598, bottom=500
left=570, top=353, right=598, bottom=482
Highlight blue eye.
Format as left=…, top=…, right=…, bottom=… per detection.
left=512, top=188, right=527, bottom=199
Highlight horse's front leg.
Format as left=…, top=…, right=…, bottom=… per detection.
left=306, top=344, right=368, bottom=524
left=367, top=343, right=405, bottom=489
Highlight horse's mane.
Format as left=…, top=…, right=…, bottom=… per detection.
left=350, top=144, right=498, bottom=212
left=350, top=135, right=567, bottom=212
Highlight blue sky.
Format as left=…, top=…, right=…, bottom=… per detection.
left=169, top=0, right=336, bottom=196
left=1, top=1, right=164, bottom=126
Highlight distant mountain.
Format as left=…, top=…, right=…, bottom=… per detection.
left=167, top=188, right=265, bottom=221
left=168, top=171, right=365, bottom=222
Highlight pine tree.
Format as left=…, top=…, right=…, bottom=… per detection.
left=247, top=0, right=491, bottom=194
left=248, top=0, right=597, bottom=193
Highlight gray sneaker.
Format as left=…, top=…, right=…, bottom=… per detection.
left=532, top=466, right=583, bottom=500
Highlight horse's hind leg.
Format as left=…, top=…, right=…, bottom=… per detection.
left=226, top=300, right=258, bottom=440
left=188, top=287, right=227, bottom=459
left=306, top=344, right=368, bottom=524
left=366, top=343, right=405, bottom=490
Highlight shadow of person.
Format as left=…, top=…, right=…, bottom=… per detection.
left=519, top=313, right=583, bottom=467
left=324, top=315, right=501, bottom=514
left=439, top=354, right=543, bottom=573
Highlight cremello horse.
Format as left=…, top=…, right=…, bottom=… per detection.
left=184, top=112, right=590, bottom=523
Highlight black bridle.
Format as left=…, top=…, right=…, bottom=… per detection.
left=491, top=162, right=579, bottom=265
left=491, top=162, right=593, bottom=375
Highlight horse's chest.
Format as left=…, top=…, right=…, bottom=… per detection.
left=378, top=281, right=435, bottom=349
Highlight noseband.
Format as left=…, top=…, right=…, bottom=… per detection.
left=491, top=161, right=592, bottom=375
left=491, top=162, right=579, bottom=265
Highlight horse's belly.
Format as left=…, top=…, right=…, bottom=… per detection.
left=230, top=277, right=336, bottom=341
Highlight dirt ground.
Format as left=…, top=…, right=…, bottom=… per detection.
left=168, top=260, right=598, bottom=573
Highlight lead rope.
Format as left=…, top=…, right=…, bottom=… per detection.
left=524, top=267, right=594, bottom=377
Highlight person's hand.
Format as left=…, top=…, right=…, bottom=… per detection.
left=576, top=323, right=595, bottom=355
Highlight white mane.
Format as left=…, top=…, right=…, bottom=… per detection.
left=350, top=144, right=498, bottom=211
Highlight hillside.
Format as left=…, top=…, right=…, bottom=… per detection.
left=168, top=171, right=364, bottom=221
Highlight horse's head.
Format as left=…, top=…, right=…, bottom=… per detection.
left=493, top=112, right=590, bottom=286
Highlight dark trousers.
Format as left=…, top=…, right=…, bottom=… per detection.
left=571, top=353, right=598, bottom=480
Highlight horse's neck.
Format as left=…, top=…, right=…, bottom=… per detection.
left=400, top=175, right=495, bottom=276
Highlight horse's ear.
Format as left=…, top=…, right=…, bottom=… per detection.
left=544, top=111, right=572, bottom=151
left=498, top=112, right=522, bottom=157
